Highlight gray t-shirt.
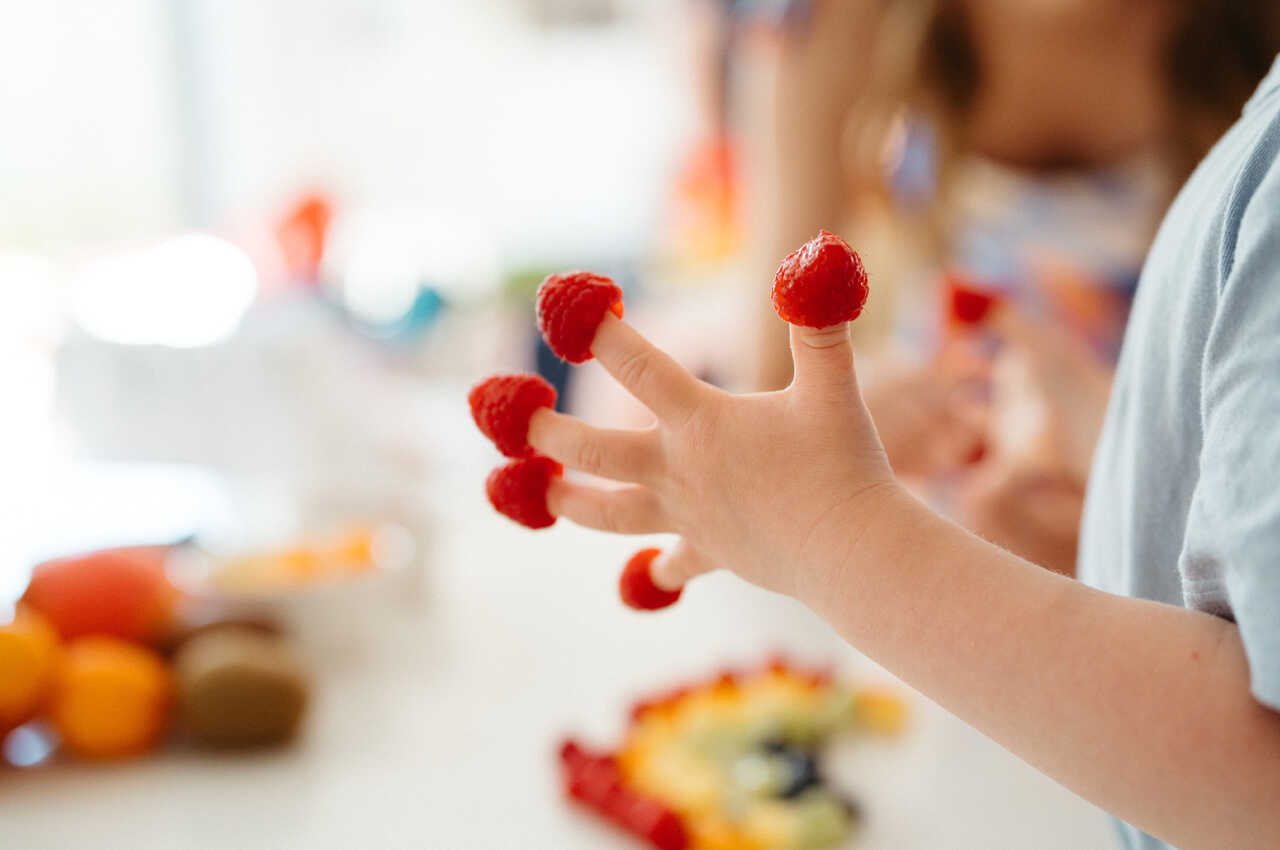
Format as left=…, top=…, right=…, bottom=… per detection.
left=1078, top=56, right=1280, bottom=850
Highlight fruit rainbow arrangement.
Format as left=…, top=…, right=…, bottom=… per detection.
left=558, top=659, right=906, bottom=850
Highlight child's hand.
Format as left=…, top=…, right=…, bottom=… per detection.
left=528, top=313, right=896, bottom=600
left=861, top=354, right=988, bottom=479
left=986, top=305, right=1113, bottom=482
left=956, top=461, right=1084, bottom=575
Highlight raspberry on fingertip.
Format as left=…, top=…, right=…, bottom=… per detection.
left=619, top=548, right=682, bottom=611
left=486, top=456, right=563, bottom=530
left=536, top=271, right=625, bottom=363
left=469, top=373, right=557, bottom=459
left=771, top=230, right=869, bottom=328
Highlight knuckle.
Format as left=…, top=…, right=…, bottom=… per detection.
left=597, top=497, right=628, bottom=534
left=573, top=438, right=606, bottom=475
left=615, top=348, right=653, bottom=392
left=634, top=491, right=662, bottom=529
left=678, top=403, right=717, bottom=446
left=620, top=441, right=655, bottom=479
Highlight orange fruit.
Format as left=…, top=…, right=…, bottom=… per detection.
left=50, top=637, right=172, bottom=759
left=0, top=605, right=60, bottom=733
left=23, top=546, right=178, bottom=644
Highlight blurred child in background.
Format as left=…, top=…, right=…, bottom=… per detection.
left=742, top=0, right=1280, bottom=571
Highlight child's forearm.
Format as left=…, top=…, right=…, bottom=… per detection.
left=808, top=484, right=1280, bottom=849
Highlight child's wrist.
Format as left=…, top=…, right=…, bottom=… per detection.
left=795, top=480, right=927, bottom=612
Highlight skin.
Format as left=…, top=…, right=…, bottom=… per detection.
left=858, top=352, right=987, bottom=478
left=962, top=0, right=1175, bottom=169
left=952, top=304, right=1114, bottom=574
left=527, top=312, right=1280, bottom=850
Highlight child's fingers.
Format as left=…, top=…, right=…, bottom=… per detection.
left=788, top=323, right=856, bottom=396
left=936, top=337, right=993, bottom=384
left=590, top=314, right=708, bottom=424
left=528, top=408, right=662, bottom=484
left=547, top=479, right=669, bottom=535
left=928, top=421, right=985, bottom=471
left=650, top=539, right=710, bottom=591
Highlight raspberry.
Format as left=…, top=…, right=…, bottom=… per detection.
left=945, top=274, right=1002, bottom=327
left=485, top=456, right=563, bottom=529
left=469, top=374, right=557, bottom=459
left=536, top=271, right=625, bottom=363
left=558, top=738, right=689, bottom=850
left=618, top=548, right=682, bottom=611
left=771, top=230, right=869, bottom=328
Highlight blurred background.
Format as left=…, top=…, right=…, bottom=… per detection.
left=4, top=1, right=1278, bottom=848
left=0, top=0, right=701, bottom=585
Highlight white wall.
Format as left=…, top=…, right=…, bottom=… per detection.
left=0, top=0, right=694, bottom=264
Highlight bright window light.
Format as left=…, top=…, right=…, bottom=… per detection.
left=325, top=208, right=498, bottom=325
left=69, top=234, right=258, bottom=348
left=0, top=253, right=59, bottom=341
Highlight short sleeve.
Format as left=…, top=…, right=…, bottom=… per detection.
left=1182, top=145, right=1280, bottom=711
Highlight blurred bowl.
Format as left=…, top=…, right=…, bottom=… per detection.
left=167, top=523, right=417, bottom=654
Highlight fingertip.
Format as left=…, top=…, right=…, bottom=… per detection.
left=791, top=322, right=852, bottom=352
left=620, top=547, right=684, bottom=610
left=544, top=474, right=569, bottom=517
left=788, top=323, right=856, bottom=393
left=525, top=405, right=555, bottom=453
left=588, top=311, right=624, bottom=358
left=649, top=541, right=709, bottom=591
left=648, top=550, right=685, bottom=592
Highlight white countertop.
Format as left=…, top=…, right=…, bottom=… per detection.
left=0, top=398, right=1116, bottom=850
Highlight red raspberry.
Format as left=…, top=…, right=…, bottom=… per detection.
left=771, top=230, right=869, bottom=328
left=945, top=273, right=1002, bottom=327
left=618, top=548, right=682, bottom=611
left=558, top=738, right=689, bottom=850
left=485, top=456, right=563, bottom=529
left=536, top=271, right=625, bottom=363
left=468, top=374, right=557, bottom=459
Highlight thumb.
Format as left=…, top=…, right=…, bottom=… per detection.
left=789, top=322, right=857, bottom=397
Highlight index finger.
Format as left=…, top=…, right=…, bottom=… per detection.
left=590, top=314, right=707, bottom=424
